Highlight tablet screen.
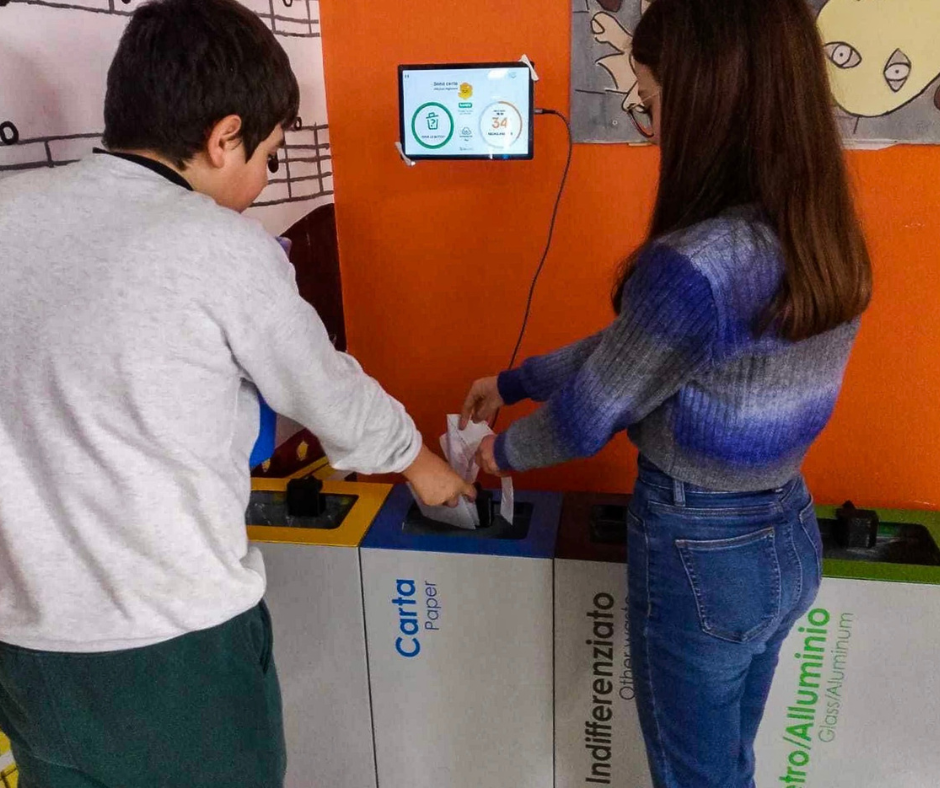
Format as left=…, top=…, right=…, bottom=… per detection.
left=398, top=63, right=534, bottom=160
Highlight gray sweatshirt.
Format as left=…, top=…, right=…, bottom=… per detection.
left=0, top=154, right=420, bottom=652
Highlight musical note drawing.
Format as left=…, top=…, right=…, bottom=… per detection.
left=0, top=121, right=332, bottom=208
left=0, top=122, right=20, bottom=147
left=0, top=0, right=332, bottom=233
left=1, top=0, right=320, bottom=38
left=257, top=120, right=334, bottom=206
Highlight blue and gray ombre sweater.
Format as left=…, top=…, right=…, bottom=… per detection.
left=494, top=209, right=859, bottom=491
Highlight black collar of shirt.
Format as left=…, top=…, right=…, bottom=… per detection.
left=93, top=148, right=193, bottom=192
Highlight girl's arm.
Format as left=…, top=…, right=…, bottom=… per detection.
left=492, top=245, right=719, bottom=473
left=496, top=331, right=606, bottom=406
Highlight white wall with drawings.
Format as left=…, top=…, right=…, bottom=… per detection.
left=0, top=0, right=333, bottom=235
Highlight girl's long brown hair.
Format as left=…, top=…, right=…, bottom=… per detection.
left=615, top=0, right=872, bottom=341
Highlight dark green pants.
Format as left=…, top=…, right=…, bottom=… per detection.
left=0, top=602, right=285, bottom=788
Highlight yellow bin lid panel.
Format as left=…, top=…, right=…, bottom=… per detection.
left=248, top=466, right=391, bottom=547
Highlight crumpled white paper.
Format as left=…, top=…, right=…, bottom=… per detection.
left=409, top=415, right=514, bottom=530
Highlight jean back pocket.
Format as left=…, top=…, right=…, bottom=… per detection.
left=676, top=527, right=782, bottom=644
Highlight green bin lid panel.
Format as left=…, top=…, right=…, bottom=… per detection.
left=816, top=506, right=940, bottom=586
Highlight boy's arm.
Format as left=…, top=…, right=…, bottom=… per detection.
left=219, top=236, right=421, bottom=475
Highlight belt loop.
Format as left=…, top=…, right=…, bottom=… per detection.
left=673, top=478, right=686, bottom=507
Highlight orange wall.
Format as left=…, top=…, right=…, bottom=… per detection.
left=320, top=0, right=940, bottom=509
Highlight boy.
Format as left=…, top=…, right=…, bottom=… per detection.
left=0, top=1, right=473, bottom=786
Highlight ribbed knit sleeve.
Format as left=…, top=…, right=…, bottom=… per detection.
left=497, top=332, right=605, bottom=405
left=494, top=244, right=718, bottom=472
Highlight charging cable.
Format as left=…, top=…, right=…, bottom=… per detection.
left=492, top=108, right=573, bottom=429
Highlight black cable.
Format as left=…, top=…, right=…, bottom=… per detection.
left=492, top=108, right=573, bottom=430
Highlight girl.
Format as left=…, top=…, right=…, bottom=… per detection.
left=460, top=0, right=872, bottom=785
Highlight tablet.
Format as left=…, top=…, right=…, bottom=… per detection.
left=398, top=62, right=534, bottom=161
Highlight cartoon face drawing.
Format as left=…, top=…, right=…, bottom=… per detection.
left=590, top=0, right=653, bottom=114
left=817, top=0, right=940, bottom=117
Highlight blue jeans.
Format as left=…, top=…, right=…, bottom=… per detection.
left=628, top=457, right=822, bottom=788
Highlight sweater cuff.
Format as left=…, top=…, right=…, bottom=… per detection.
left=493, top=433, right=515, bottom=473
left=497, top=369, right=528, bottom=406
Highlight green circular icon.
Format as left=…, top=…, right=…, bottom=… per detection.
left=411, top=102, right=455, bottom=150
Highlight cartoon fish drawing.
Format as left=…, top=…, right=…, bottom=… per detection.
left=817, top=0, right=940, bottom=118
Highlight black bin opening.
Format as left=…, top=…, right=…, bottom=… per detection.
left=402, top=501, right=534, bottom=540
left=589, top=504, right=629, bottom=545
left=245, top=491, right=358, bottom=530
left=819, top=519, right=940, bottom=566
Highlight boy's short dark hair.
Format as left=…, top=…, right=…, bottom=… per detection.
left=103, top=0, right=300, bottom=167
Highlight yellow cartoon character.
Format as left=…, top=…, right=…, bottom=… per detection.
left=0, top=730, right=18, bottom=788
left=817, top=0, right=940, bottom=117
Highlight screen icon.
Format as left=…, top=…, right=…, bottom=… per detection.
left=411, top=102, right=455, bottom=149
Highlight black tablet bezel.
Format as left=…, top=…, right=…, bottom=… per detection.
left=398, top=62, right=535, bottom=161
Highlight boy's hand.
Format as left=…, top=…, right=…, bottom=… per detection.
left=475, top=435, right=507, bottom=478
left=459, top=376, right=504, bottom=430
left=403, top=445, right=477, bottom=507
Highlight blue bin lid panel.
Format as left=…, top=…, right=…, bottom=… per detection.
left=362, top=484, right=562, bottom=559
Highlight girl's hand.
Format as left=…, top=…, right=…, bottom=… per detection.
left=459, top=376, right=504, bottom=430
left=475, top=435, right=507, bottom=478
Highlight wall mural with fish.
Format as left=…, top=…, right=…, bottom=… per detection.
left=571, top=0, right=940, bottom=146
